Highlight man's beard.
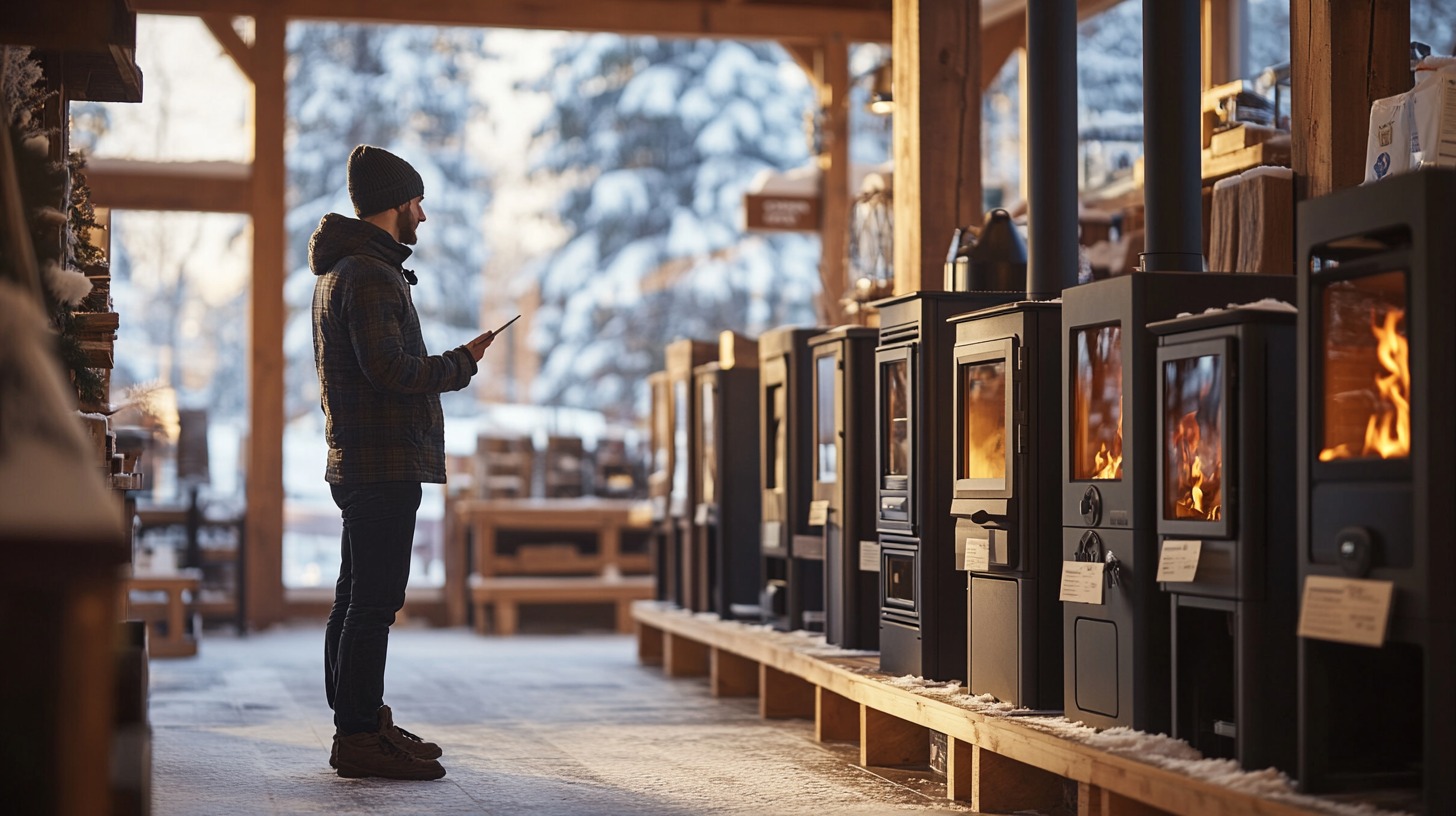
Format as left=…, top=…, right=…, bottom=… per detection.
left=396, top=209, right=418, bottom=245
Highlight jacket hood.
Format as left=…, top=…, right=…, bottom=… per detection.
left=308, top=212, right=413, bottom=276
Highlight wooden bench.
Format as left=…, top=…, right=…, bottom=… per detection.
left=469, top=574, right=654, bottom=636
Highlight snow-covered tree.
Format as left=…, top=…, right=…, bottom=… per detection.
left=284, top=22, right=494, bottom=420
left=523, top=35, right=823, bottom=420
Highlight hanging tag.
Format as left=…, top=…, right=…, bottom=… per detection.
left=1297, top=575, right=1395, bottom=648
left=965, top=536, right=990, bottom=572
left=859, top=540, right=880, bottom=572
left=807, top=500, right=830, bottom=527
left=1156, top=539, right=1203, bottom=582
left=1059, top=561, right=1105, bottom=604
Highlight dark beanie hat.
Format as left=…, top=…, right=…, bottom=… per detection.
left=347, top=145, right=424, bottom=217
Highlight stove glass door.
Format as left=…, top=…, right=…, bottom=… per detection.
left=1159, top=338, right=1232, bottom=537
left=955, top=338, right=1015, bottom=497
left=815, top=352, right=838, bottom=485
left=1318, top=269, right=1410, bottom=463
left=1072, top=323, right=1124, bottom=481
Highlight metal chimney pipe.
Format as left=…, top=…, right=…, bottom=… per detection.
left=1026, top=0, right=1080, bottom=297
left=1140, top=0, right=1204, bottom=272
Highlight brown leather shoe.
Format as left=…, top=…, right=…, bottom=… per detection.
left=334, top=730, right=445, bottom=780
left=379, top=705, right=443, bottom=760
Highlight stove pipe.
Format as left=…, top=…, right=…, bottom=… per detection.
left=1025, top=0, right=1080, bottom=298
left=1140, top=0, right=1204, bottom=272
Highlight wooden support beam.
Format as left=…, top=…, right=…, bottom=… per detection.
left=759, top=663, right=814, bottom=719
left=664, top=631, right=709, bottom=677
left=135, top=0, right=892, bottom=43
left=968, top=743, right=1068, bottom=811
left=1290, top=0, right=1409, bottom=200
left=82, top=159, right=251, bottom=213
left=891, top=0, right=980, bottom=293
left=980, top=11, right=1023, bottom=91
left=636, top=619, right=663, bottom=666
left=710, top=647, right=759, bottom=697
left=817, top=34, right=850, bottom=325
left=860, top=705, right=929, bottom=767
left=201, top=14, right=254, bottom=81
left=1200, top=0, right=1239, bottom=90
left=247, top=10, right=287, bottom=629
left=814, top=685, right=859, bottom=742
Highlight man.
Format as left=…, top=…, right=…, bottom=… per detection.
left=310, top=144, right=494, bottom=780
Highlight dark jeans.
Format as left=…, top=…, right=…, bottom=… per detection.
left=325, top=481, right=421, bottom=736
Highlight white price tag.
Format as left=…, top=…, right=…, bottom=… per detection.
left=1059, top=561, right=1105, bottom=604
left=859, top=540, right=880, bottom=572
left=807, top=500, right=829, bottom=527
left=1156, top=539, right=1203, bottom=582
left=965, top=537, right=990, bottom=572
left=1298, top=575, right=1395, bottom=648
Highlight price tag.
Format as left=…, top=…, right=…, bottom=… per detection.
left=859, top=540, right=880, bottom=572
left=1156, top=539, right=1203, bottom=582
left=1059, top=561, right=1105, bottom=604
left=965, top=536, right=990, bottom=572
left=1298, top=575, right=1395, bottom=648
left=807, top=500, right=830, bottom=527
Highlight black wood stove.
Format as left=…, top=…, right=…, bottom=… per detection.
left=1150, top=305, right=1297, bottom=771
left=665, top=339, right=718, bottom=611
left=693, top=360, right=762, bottom=619
left=1060, top=271, right=1294, bottom=733
left=809, top=326, right=880, bottom=650
left=758, top=326, right=829, bottom=631
left=876, top=291, right=1018, bottom=681
left=948, top=301, right=1064, bottom=709
left=1296, top=169, right=1456, bottom=812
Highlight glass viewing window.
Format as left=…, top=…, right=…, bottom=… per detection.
left=672, top=379, right=689, bottom=503
left=960, top=360, right=1008, bottom=486
left=1319, top=270, right=1409, bottom=462
left=700, top=380, right=717, bottom=505
left=816, top=354, right=837, bottom=483
left=766, top=383, right=784, bottom=490
left=1073, top=323, right=1124, bottom=480
left=883, top=359, right=910, bottom=478
left=1163, top=354, right=1224, bottom=521
left=885, top=552, right=916, bottom=606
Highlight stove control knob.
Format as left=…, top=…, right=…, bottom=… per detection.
left=1080, top=485, right=1102, bottom=526
left=1335, top=526, right=1374, bottom=578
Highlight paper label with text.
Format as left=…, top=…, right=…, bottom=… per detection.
left=807, top=500, right=829, bottom=527
left=859, top=540, right=880, bottom=572
left=1298, top=575, right=1395, bottom=648
left=1059, top=561, right=1105, bottom=604
left=965, top=537, right=990, bottom=572
left=1156, top=539, right=1203, bottom=582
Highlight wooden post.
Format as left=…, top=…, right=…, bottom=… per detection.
left=1290, top=0, right=1409, bottom=200
left=711, top=647, right=759, bottom=697
left=892, top=0, right=981, bottom=294
left=247, top=11, right=287, bottom=628
left=968, top=744, right=1068, bottom=811
left=664, top=632, right=709, bottom=677
left=818, top=34, right=850, bottom=325
left=1200, top=0, right=1241, bottom=90
left=860, top=705, right=929, bottom=767
left=636, top=619, right=663, bottom=666
left=759, top=663, right=815, bottom=719
left=814, top=686, right=859, bottom=742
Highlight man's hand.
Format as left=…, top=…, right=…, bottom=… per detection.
left=465, top=331, right=494, bottom=362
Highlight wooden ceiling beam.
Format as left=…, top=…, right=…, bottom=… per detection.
left=133, top=0, right=892, bottom=43
left=83, top=158, right=252, bottom=212
left=201, top=14, right=254, bottom=81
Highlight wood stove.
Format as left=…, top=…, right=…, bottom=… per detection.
left=1150, top=306, right=1297, bottom=772
left=665, top=339, right=718, bottom=611
left=809, top=326, right=880, bottom=650
left=693, top=361, right=762, bottom=619
left=876, top=291, right=1018, bottom=681
left=949, top=301, right=1063, bottom=709
left=758, top=326, right=828, bottom=631
left=1060, top=271, right=1294, bottom=733
left=1296, top=169, right=1456, bottom=812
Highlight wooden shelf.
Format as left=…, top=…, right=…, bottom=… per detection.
left=634, top=602, right=1385, bottom=816
left=1202, top=138, right=1292, bottom=184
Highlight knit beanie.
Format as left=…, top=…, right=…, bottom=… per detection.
left=347, top=145, right=424, bottom=217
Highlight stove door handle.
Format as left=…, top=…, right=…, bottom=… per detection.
left=970, top=510, right=1006, bottom=525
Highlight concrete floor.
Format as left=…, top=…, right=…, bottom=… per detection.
left=148, top=624, right=978, bottom=815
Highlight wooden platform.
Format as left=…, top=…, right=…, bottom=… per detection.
left=633, top=602, right=1373, bottom=816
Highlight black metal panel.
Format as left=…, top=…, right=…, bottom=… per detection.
left=693, top=363, right=762, bottom=620
left=1296, top=169, right=1456, bottom=812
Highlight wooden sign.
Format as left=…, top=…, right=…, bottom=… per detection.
left=1298, top=575, right=1395, bottom=648
left=1156, top=540, right=1203, bottom=583
left=744, top=193, right=820, bottom=232
left=1059, top=561, right=1105, bottom=605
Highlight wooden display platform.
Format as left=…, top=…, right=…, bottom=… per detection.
left=126, top=569, right=201, bottom=658
left=634, top=602, right=1378, bottom=816
left=470, top=574, right=653, bottom=635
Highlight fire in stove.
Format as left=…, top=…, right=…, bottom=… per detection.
left=1073, top=324, right=1124, bottom=480
left=1164, top=355, right=1223, bottom=521
left=1318, top=272, right=1410, bottom=461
